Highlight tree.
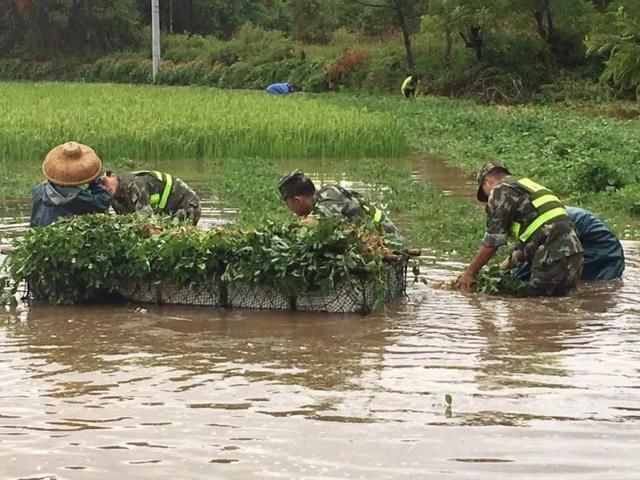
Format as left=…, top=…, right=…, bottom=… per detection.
left=2, top=0, right=142, bottom=59
left=350, top=0, right=427, bottom=70
left=133, top=0, right=291, bottom=37
left=502, top=0, right=593, bottom=66
left=422, top=0, right=496, bottom=63
left=290, top=0, right=338, bottom=43
left=423, top=1, right=470, bottom=63
left=586, top=5, right=640, bottom=96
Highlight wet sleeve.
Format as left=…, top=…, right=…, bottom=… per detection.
left=482, top=185, right=517, bottom=248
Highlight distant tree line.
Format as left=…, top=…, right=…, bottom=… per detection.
left=0, top=0, right=637, bottom=94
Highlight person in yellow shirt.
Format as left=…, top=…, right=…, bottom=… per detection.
left=401, top=74, right=420, bottom=98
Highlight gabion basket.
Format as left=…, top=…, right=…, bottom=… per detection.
left=116, top=258, right=407, bottom=314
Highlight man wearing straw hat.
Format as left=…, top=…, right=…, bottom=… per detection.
left=30, top=142, right=112, bottom=228
left=101, top=170, right=201, bottom=226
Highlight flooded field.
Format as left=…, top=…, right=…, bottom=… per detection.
left=1, top=158, right=639, bottom=479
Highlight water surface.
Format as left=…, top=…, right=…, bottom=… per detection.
left=1, top=158, right=639, bottom=479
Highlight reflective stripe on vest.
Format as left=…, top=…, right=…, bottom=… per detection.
left=361, top=203, right=383, bottom=224
left=132, top=170, right=174, bottom=211
left=506, top=176, right=568, bottom=242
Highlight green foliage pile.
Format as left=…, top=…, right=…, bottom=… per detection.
left=0, top=215, right=387, bottom=306
left=431, top=264, right=528, bottom=296
left=472, top=265, right=528, bottom=296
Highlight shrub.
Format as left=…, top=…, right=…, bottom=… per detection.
left=569, top=158, right=627, bottom=194
left=233, top=23, right=294, bottom=65
left=326, top=48, right=371, bottom=89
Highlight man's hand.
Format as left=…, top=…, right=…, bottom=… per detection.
left=301, top=216, right=319, bottom=226
left=457, top=244, right=498, bottom=293
left=456, top=273, right=474, bottom=293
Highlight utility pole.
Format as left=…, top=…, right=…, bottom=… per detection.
left=151, top=0, right=161, bottom=82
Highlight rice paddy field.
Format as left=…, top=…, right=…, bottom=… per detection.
left=0, top=82, right=407, bottom=162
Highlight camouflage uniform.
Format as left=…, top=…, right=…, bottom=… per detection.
left=484, top=181, right=583, bottom=296
left=111, top=172, right=201, bottom=226
left=310, top=185, right=405, bottom=248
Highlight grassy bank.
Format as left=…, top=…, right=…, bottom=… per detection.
left=331, top=94, right=640, bottom=237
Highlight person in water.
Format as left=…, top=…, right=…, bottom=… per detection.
left=457, top=162, right=583, bottom=296
left=507, top=206, right=625, bottom=281
left=278, top=169, right=404, bottom=249
left=101, top=170, right=201, bottom=226
left=30, top=142, right=111, bottom=228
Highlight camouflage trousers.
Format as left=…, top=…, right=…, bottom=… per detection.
left=528, top=252, right=583, bottom=296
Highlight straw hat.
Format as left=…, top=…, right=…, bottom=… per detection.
left=42, top=141, right=102, bottom=186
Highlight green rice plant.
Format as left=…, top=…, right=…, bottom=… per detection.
left=0, top=82, right=407, bottom=167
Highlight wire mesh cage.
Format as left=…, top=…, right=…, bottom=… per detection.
left=115, top=258, right=408, bottom=314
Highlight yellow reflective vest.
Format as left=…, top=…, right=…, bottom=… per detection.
left=505, top=176, right=568, bottom=242
left=132, top=170, right=174, bottom=211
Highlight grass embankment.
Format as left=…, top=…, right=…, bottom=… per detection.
left=331, top=95, right=640, bottom=237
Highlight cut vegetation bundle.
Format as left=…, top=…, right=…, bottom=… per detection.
left=0, top=215, right=407, bottom=313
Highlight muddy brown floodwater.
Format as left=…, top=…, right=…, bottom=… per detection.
left=1, top=159, right=639, bottom=479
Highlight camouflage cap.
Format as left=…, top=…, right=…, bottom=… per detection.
left=278, top=169, right=314, bottom=200
left=476, top=161, right=510, bottom=202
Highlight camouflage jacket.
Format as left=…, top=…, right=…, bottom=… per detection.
left=111, top=172, right=200, bottom=219
left=310, top=185, right=404, bottom=247
left=483, top=181, right=582, bottom=262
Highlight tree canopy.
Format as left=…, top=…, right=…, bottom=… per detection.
left=1, top=0, right=637, bottom=94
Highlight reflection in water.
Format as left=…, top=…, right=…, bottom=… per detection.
left=1, top=158, right=640, bottom=478
left=409, top=154, right=478, bottom=202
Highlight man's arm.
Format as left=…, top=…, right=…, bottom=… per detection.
left=457, top=245, right=497, bottom=292
left=457, top=184, right=518, bottom=292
